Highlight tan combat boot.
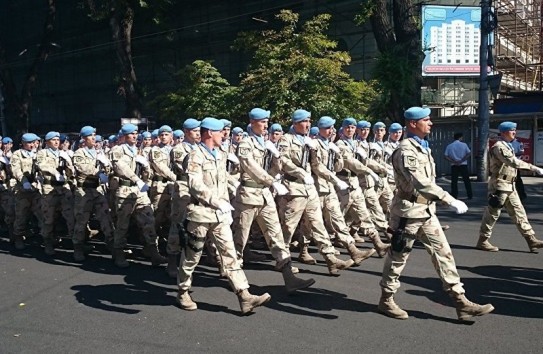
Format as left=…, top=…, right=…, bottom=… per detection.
left=73, top=245, right=86, bottom=262
left=166, top=254, right=178, bottom=278
left=368, top=231, right=391, bottom=258
left=524, top=235, right=543, bottom=253
left=298, top=244, right=317, bottom=265
left=378, top=291, right=409, bottom=319
left=147, top=245, right=167, bottom=266
left=281, top=262, right=316, bottom=293
left=323, top=254, right=355, bottom=275
left=476, top=236, right=499, bottom=252
left=346, top=242, right=376, bottom=266
left=113, top=249, right=129, bottom=268
left=237, top=289, right=271, bottom=315
left=177, top=290, right=197, bottom=311
left=449, top=293, right=494, bottom=321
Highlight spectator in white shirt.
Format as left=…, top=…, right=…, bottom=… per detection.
left=444, top=133, right=473, bottom=199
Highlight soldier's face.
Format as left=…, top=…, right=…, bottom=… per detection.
left=125, top=132, right=138, bottom=145
left=22, top=141, right=34, bottom=151
left=294, top=119, right=311, bottom=135
left=389, top=131, right=402, bottom=142
left=319, top=126, right=333, bottom=139
left=209, top=130, right=223, bottom=147
left=47, top=137, right=60, bottom=149
left=159, top=132, right=172, bottom=145
left=411, top=117, right=432, bottom=137
left=251, top=119, right=268, bottom=135
left=83, top=134, right=96, bottom=148
left=269, top=131, right=282, bottom=143
left=502, top=129, right=516, bottom=142
left=343, top=125, right=356, bottom=138
left=373, top=128, right=386, bottom=141
left=222, top=127, right=231, bottom=140
left=185, top=128, right=200, bottom=144
left=357, top=128, right=370, bottom=139
left=233, top=134, right=243, bottom=143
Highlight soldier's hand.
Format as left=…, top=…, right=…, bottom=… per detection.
left=0, top=156, right=10, bottom=165
left=303, top=136, right=317, bottom=149
left=136, top=179, right=149, bottom=193
left=356, top=147, right=367, bottom=159
left=227, top=153, right=240, bottom=165
left=22, top=181, right=32, bottom=190
left=272, top=181, right=288, bottom=196
left=335, top=179, right=349, bottom=191
left=264, top=140, right=280, bottom=158
left=217, top=200, right=235, bottom=213
left=55, top=173, right=65, bottom=182
left=59, top=150, right=71, bottom=162
left=368, top=170, right=380, bottom=183
left=98, top=172, right=109, bottom=184
left=96, top=154, right=111, bottom=167
left=328, top=142, right=340, bottom=154
left=303, top=175, right=314, bottom=185
left=449, top=199, right=468, bottom=214
left=135, top=155, right=149, bottom=167
left=532, top=166, right=543, bottom=175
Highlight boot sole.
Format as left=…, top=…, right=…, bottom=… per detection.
left=286, top=279, right=316, bottom=294
left=352, top=249, right=377, bottom=265
left=458, top=304, right=495, bottom=321
left=377, top=308, right=409, bottom=320
left=241, top=294, right=272, bottom=315
left=476, top=246, right=499, bottom=252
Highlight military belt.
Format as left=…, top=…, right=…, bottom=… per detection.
left=283, top=174, right=302, bottom=182
left=241, top=180, right=266, bottom=188
left=77, top=177, right=100, bottom=188
left=42, top=179, right=66, bottom=186
left=152, top=176, right=170, bottom=182
left=176, top=174, right=188, bottom=182
left=119, top=179, right=137, bottom=187
left=499, top=174, right=516, bottom=182
left=336, top=170, right=352, bottom=177
left=397, top=191, right=432, bottom=205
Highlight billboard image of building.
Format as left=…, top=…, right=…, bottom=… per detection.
left=422, top=5, right=489, bottom=77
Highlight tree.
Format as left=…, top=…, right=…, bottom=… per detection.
left=0, top=0, right=57, bottom=134
left=83, top=0, right=147, bottom=119
left=151, top=60, right=238, bottom=126
left=356, top=0, right=423, bottom=123
left=234, top=10, right=379, bottom=125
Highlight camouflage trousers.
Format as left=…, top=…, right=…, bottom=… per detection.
left=338, top=186, right=376, bottom=234
left=167, top=181, right=190, bottom=255
left=318, top=190, right=355, bottom=245
left=232, top=199, right=290, bottom=269
left=376, top=179, right=393, bottom=216
left=277, top=189, right=335, bottom=256
left=0, top=190, right=15, bottom=226
left=13, top=190, right=42, bottom=237
left=113, top=186, right=157, bottom=249
left=150, top=180, right=172, bottom=236
left=479, top=189, right=534, bottom=239
left=380, top=213, right=464, bottom=296
left=41, top=186, right=74, bottom=243
left=363, top=186, right=389, bottom=234
left=178, top=220, right=249, bottom=293
left=73, top=186, right=114, bottom=246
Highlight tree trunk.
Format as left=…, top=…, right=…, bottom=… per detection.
left=369, top=0, right=396, bottom=53
left=110, top=2, right=142, bottom=119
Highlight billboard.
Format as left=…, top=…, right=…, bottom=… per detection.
left=421, top=5, right=492, bottom=77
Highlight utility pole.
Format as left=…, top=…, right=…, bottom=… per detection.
left=476, top=0, right=491, bottom=182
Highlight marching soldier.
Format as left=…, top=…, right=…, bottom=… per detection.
left=232, top=107, right=315, bottom=292
left=310, top=116, right=376, bottom=264
left=109, top=124, right=167, bottom=268
left=378, top=106, right=493, bottom=321
left=268, top=123, right=283, bottom=144
left=477, top=121, right=543, bottom=252
left=35, top=131, right=75, bottom=255
left=369, top=122, right=393, bottom=216
left=177, top=117, right=271, bottom=314
left=0, top=137, right=15, bottom=243
left=277, top=109, right=354, bottom=275
left=72, top=126, right=115, bottom=262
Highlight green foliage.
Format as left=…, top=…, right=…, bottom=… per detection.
left=354, top=0, right=376, bottom=26
left=233, top=9, right=379, bottom=125
left=151, top=60, right=239, bottom=126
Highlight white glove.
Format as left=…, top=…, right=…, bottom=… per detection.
left=227, top=153, right=240, bottom=165
left=335, top=179, right=349, bottom=191
left=274, top=174, right=282, bottom=181
left=264, top=140, right=280, bottom=158
left=368, top=170, right=380, bottom=183
left=532, top=167, right=543, bottom=176
left=96, top=154, right=111, bottom=167
left=217, top=200, right=235, bottom=213
left=303, top=136, right=316, bottom=149
left=136, top=180, right=149, bottom=193
left=55, top=173, right=65, bottom=182
left=59, top=150, right=71, bottom=162
left=449, top=199, right=468, bottom=214
left=387, top=168, right=395, bottom=179
left=0, top=156, right=10, bottom=165
left=272, top=181, right=288, bottom=196
left=328, top=142, right=340, bottom=154
left=303, top=175, right=314, bottom=185
left=135, top=155, right=149, bottom=167
left=356, top=147, right=367, bottom=159
left=98, top=172, right=109, bottom=184
left=22, top=182, right=32, bottom=190
left=233, top=180, right=241, bottom=189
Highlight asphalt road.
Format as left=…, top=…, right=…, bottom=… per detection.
left=1, top=178, right=542, bottom=353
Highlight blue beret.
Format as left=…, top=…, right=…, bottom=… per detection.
left=389, top=123, right=403, bottom=132
left=141, top=131, right=152, bottom=139
left=2, top=137, right=13, bottom=144
left=108, top=135, right=116, bottom=141
left=121, top=123, right=138, bottom=136
left=292, top=109, right=311, bottom=123
left=249, top=108, right=271, bottom=120
left=183, top=118, right=200, bottom=130
left=242, top=132, right=248, bottom=137
left=342, top=118, right=357, bottom=127
left=220, top=119, right=232, bottom=128
left=158, top=125, right=172, bottom=134
left=45, top=131, right=60, bottom=141
left=80, top=126, right=96, bottom=137
left=232, top=127, right=244, bottom=135
left=357, top=120, right=371, bottom=129
left=59, top=134, right=69, bottom=143
left=151, top=129, right=159, bottom=138
left=173, top=129, right=184, bottom=139
left=309, top=127, right=319, bottom=136
left=201, top=117, right=224, bottom=131
left=373, top=122, right=386, bottom=130
left=404, top=106, right=431, bottom=120
left=317, top=116, right=336, bottom=129
left=95, top=135, right=103, bottom=142
left=269, top=123, right=283, bottom=133
left=22, top=133, right=39, bottom=143
left=498, top=121, right=517, bottom=132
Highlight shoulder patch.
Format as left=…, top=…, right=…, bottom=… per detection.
left=173, top=151, right=183, bottom=160
left=153, top=150, right=161, bottom=159
left=403, top=155, right=418, bottom=169
left=73, top=156, right=84, bottom=164
left=238, top=147, right=250, bottom=157
left=113, top=151, right=124, bottom=160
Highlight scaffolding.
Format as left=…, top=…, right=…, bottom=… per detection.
left=495, top=0, right=542, bottom=92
